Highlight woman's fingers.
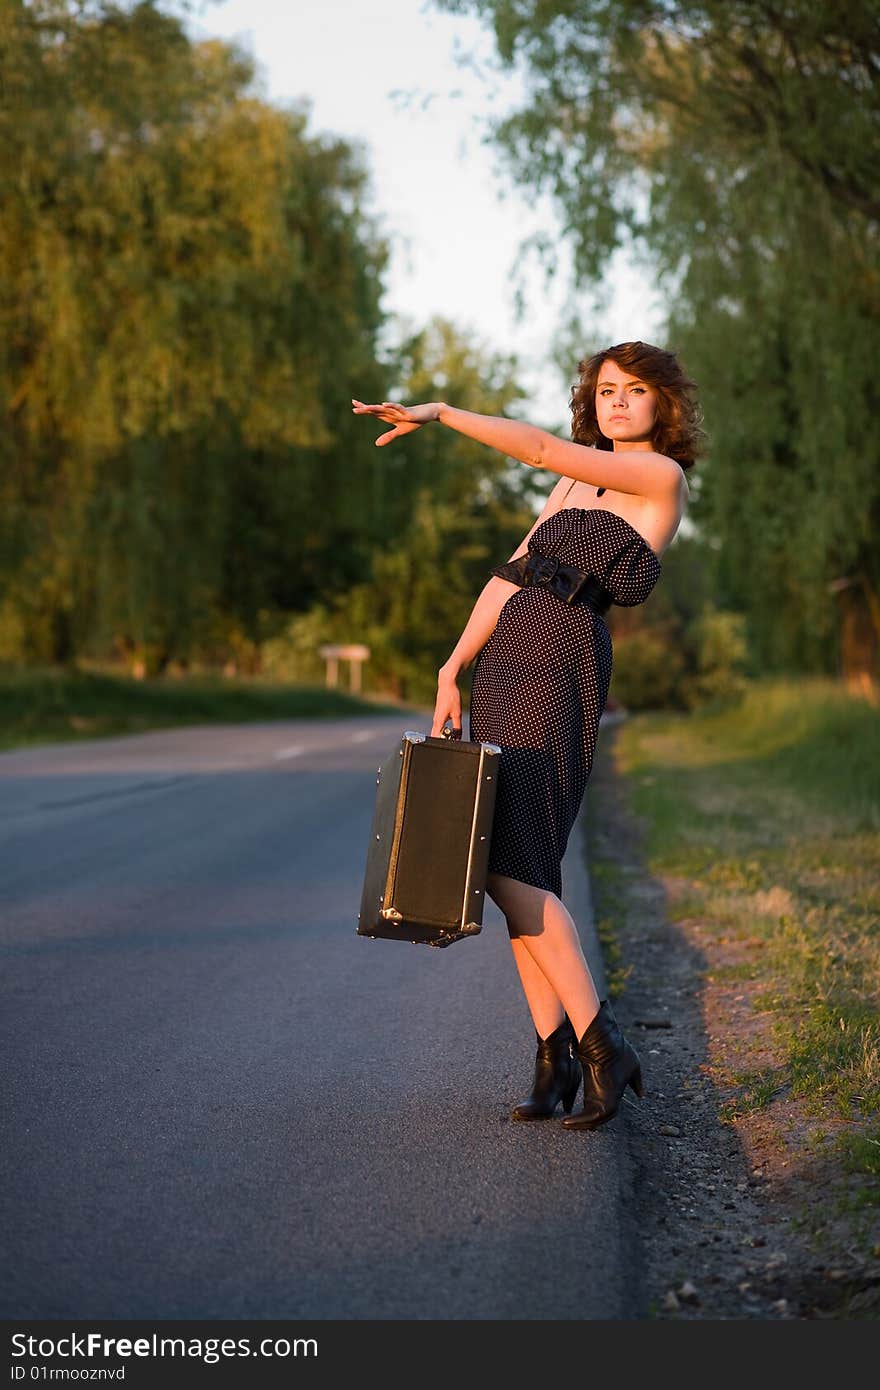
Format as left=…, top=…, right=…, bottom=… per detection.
left=375, top=420, right=422, bottom=445
left=352, top=398, right=423, bottom=445
left=352, top=399, right=398, bottom=414
left=352, top=400, right=411, bottom=420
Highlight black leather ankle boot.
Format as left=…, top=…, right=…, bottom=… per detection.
left=561, top=1000, right=644, bottom=1131
left=511, top=1016, right=581, bottom=1121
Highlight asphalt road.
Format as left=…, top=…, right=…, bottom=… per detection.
left=0, top=714, right=644, bottom=1320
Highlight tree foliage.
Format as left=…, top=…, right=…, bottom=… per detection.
left=0, top=0, right=392, bottom=672
left=1, top=1, right=539, bottom=684
left=436, top=0, right=880, bottom=676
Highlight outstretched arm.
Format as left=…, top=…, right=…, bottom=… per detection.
left=352, top=399, right=681, bottom=499
left=353, top=397, right=550, bottom=466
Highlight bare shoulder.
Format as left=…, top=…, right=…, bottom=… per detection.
left=646, top=450, right=686, bottom=488
left=643, top=450, right=690, bottom=507
left=625, top=455, right=690, bottom=556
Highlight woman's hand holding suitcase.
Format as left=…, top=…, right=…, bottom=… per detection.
left=432, top=665, right=462, bottom=739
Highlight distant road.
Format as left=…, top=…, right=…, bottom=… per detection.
left=0, top=716, right=642, bottom=1319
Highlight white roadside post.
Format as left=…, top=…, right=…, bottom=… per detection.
left=318, top=643, right=370, bottom=693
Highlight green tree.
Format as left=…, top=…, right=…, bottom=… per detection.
left=435, top=0, right=880, bottom=680
left=0, top=1, right=388, bottom=673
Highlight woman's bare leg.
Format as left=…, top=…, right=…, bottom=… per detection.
left=487, top=870, right=601, bottom=1040
left=508, top=935, right=567, bottom=1039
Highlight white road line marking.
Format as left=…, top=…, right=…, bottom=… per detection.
left=274, top=746, right=305, bottom=760
left=350, top=730, right=373, bottom=743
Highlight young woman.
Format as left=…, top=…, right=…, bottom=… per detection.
left=353, top=340, right=702, bottom=1130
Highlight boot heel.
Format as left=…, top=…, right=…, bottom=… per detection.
left=629, top=1065, right=644, bottom=1099
left=562, top=1074, right=580, bottom=1114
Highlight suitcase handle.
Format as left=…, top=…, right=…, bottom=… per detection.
left=440, top=721, right=462, bottom=741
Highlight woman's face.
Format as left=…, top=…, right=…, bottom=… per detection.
left=594, top=359, right=657, bottom=449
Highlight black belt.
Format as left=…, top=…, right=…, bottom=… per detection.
left=490, top=550, right=613, bottom=615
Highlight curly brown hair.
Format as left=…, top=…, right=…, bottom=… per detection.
left=570, top=341, right=705, bottom=470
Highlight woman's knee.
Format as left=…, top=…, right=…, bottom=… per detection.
left=486, top=870, right=554, bottom=937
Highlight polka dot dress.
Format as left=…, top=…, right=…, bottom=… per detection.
left=468, top=506, right=661, bottom=899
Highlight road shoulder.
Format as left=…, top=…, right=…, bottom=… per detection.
left=579, top=721, right=878, bottom=1319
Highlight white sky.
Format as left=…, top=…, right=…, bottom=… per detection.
left=189, top=0, right=666, bottom=429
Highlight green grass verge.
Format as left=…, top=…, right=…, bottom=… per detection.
left=0, top=665, right=418, bottom=751
left=611, top=677, right=880, bottom=1186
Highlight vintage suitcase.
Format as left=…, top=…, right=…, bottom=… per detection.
left=357, top=729, right=501, bottom=947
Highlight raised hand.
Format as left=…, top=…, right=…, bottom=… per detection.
left=351, top=399, right=441, bottom=447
